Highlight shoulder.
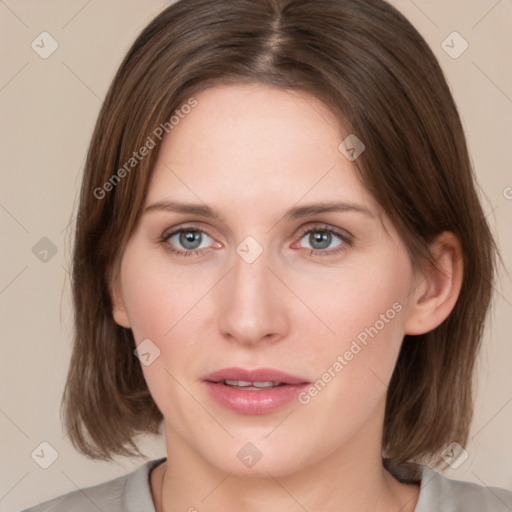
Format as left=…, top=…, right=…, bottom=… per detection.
left=415, top=464, right=512, bottom=511
left=19, top=458, right=165, bottom=512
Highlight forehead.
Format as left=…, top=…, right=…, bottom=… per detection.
left=145, top=84, right=375, bottom=213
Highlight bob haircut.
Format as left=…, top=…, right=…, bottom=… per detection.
left=63, top=0, right=497, bottom=468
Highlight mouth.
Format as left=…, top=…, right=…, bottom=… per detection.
left=221, top=380, right=288, bottom=390
left=203, top=367, right=309, bottom=385
left=202, top=367, right=310, bottom=414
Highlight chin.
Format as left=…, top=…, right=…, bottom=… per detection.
left=198, top=434, right=317, bottom=479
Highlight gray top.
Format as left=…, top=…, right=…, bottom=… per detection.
left=20, top=458, right=512, bottom=512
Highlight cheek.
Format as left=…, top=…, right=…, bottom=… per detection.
left=118, top=247, right=217, bottom=400
left=304, top=254, right=411, bottom=354
left=119, top=246, right=213, bottom=342
left=294, top=250, right=412, bottom=419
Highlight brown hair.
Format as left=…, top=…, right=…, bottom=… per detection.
left=63, top=0, right=497, bottom=467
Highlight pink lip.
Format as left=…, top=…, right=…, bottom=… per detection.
left=203, top=367, right=309, bottom=385
left=203, top=367, right=310, bottom=415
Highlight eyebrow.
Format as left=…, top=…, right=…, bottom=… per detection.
left=282, top=202, right=373, bottom=220
left=145, top=200, right=216, bottom=217
left=144, top=200, right=373, bottom=219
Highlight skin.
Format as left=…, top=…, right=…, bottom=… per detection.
left=111, top=84, right=463, bottom=512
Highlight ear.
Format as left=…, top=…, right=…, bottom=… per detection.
left=404, top=232, right=463, bottom=335
left=110, top=269, right=131, bottom=329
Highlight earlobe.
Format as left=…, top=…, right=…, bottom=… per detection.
left=404, top=232, right=463, bottom=335
left=110, top=273, right=131, bottom=329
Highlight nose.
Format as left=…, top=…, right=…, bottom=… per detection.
left=216, top=249, right=290, bottom=347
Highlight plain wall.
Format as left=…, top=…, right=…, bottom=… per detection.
left=1, top=1, right=511, bottom=510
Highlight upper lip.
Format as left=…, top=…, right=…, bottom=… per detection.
left=203, top=367, right=310, bottom=385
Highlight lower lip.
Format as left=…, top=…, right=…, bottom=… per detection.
left=204, top=381, right=309, bottom=414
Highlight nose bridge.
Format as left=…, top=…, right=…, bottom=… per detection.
left=216, top=246, right=288, bottom=345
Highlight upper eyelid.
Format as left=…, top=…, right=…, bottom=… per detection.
left=163, top=222, right=349, bottom=235
left=297, top=224, right=351, bottom=236
left=162, top=222, right=215, bottom=237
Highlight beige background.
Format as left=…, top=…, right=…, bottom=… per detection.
left=1, top=0, right=511, bottom=510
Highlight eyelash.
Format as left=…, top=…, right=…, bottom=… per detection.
left=158, top=224, right=353, bottom=258
left=294, top=225, right=353, bottom=256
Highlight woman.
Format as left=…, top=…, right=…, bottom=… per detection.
left=22, top=0, right=512, bottom=510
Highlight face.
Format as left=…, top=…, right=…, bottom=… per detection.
left=112, top=84, right=419, bottom=477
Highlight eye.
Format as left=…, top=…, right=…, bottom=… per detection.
left=294, top=225, right=352, bottom=255
left=161, top=227, right=220, bottom=256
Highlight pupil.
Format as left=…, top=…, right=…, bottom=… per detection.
left=180, top=230, right=201, bottom=249
left=310, top=231, right=331, bottom=250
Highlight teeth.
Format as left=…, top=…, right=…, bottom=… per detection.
left=253, top=381, right=278, bottom=388
left=223, top=380, right=281, bottom=388
left=224, top=380, right=252, bottom=387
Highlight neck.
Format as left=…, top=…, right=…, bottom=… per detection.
left=152, top=418, right=419, bottom=512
